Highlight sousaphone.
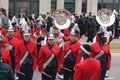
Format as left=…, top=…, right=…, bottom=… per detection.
left=96, top=9, right=115, bottom=27
left=54, top=9, right=71, bottom=29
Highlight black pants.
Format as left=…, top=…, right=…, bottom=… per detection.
left=17, top=63, right=33, bottom=80
left=42, top=65, right=57, bottom=80
left=99, top=54, right=108, bottom=80
left=10, top=51, right=15, bottom=73
left=63, top=58, right=75, bottom=80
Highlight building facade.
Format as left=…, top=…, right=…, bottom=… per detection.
left=0, top=0, right=120, bottom=16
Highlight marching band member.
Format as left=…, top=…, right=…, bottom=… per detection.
left=74, top=44, right=101, bottom=80
left=50, top=25, right=64, bottom=48
left=38, top=33, right=61, bottom=80
left=93, top=26, right=113, bottom=44
left=62, top=29, right=82, bottom=80
left=32, top=20, right=44, bottom=40
left=91, top=32, right=111, bottom=80
left=0, top=33, right=11, bottom=67
left=15, top=29, right=37, bottom=80
left=64, top=21, right=80, bottom=41
left=2, top=21, right=19, bottom=73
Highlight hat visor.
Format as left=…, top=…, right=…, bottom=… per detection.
left=23, top=33, right=30, bottom=35
left=70, top=32, right=77, bottom=35
left=7, top=30, right=14, bottom=31
left=96, top=13, right=115, bottom=27
left=54, top=19, right=71, bottom=29
left=48, top=38, right=54, bottom=39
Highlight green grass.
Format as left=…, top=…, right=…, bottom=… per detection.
left=110, top=43, right=120, bottom=49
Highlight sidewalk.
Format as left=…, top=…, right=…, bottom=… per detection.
left=110, top=49, right=120, bottom=53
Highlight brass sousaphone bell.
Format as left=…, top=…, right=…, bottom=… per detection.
left=96, top=9, right=115, bottom=27
left=54, top=9, right=71, bottom=29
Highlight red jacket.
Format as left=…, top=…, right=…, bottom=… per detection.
left=74, top=58, right=101, bottom=80
left=1, top=47, right=12, bottom=67
left=2, top=36, right=19, bottom=48
left=0, top=28, right=6, bottom=37
left=62, top=41, right=82, bottom=66
left=91, top=42, right=111, bottom=70
left=14, top=30, right=23, bottom=40
left=64, top=28, right=70, bottom=41
left=15, top=40, right=37, bottom=70
left=38, top=43, right=61, bottom=72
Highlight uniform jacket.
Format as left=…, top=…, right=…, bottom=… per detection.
left=2, top=36, right=19, bottom=48
left=15, top=40, right=37, bottom=70
left=62, top=41, right=81, bottom=66
left=63, top=28, right=70, bottom=41
left=91, top=42, right=111, bottom=70
left=14, top=30, right=23, bottom=40
left=38, top=43, right=61, bottom=72
left=74, top=58, right=101, bottom=80
left=1, top=47, right=11, bottom=67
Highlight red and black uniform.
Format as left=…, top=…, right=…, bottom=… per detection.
left=64, top=28, right=80, bottom=42
left=14, top=29, right=23, bottom=40
left=62, top=41, right=81, bottom=80
left=74, top=58, right=101, bottom=80
left=1, top=47, right=11, bottom=67
left=2, top=36, right=19, bottom=72
left=91, top=42, right=111, bottom=80
left=38, top=43, right=61, bottom=80
left=15, top=40, right=37, bottom=80
left=64, top=28, right=71, bottom=41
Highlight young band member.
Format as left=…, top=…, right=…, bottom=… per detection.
left=2, top=25, right=19, bottom=73
left=62, top=29, right=81, bottom=80
left=91, top=32, right=111, bottom=80
left=38, top=33, right=61, bottom=80
left=15, top=29, right=37, bottom=80
left=74, top=44, right=101, bottom=80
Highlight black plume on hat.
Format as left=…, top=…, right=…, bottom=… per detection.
left=98, top=32, right=106, bottom=38
left=83, top=44, right=91, bottom=52
left=80, top=44, right=91, bottom=55
left=70, top=29, right=79, bottom=35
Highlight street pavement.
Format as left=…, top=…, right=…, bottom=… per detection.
left=32, top=36, right=120, bottom=80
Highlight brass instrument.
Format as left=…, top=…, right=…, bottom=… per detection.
left=96, top=9, right=115, bottom=27
left=53, top=9, right=71, bottom=29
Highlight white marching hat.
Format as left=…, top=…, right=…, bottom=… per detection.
left=47, top=33, right=55, bottom=39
